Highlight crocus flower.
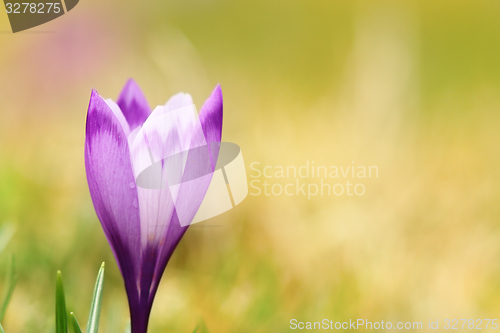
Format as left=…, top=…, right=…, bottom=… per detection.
left=84, top=79, right=223, bottom=333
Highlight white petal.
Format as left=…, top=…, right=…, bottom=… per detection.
left=105, top=99, right=130, bottom=136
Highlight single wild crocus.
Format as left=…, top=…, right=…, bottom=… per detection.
left=84, top=79, right=223, bottom=333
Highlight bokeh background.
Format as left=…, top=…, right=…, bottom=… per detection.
left=2, top=0, right=500, bottom=332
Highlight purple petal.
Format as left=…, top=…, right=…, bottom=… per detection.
left=130, top=105, right=188, bottom=239
left=84, top=90, right=142, bottom=318
left=128, top=87, right=225, bottom=329
left=145, top=212, right=188, bottom=312
left=146, top=86, right=224, bottom=306
left=117, top=79, right=151, bottom=131
left=199, top=84, right=223, bottom=169
left=170, top=86, right=224, bottom=227
left=125, top=105, right=192, bottom=333
left=199, top=85, right=223, bottom=144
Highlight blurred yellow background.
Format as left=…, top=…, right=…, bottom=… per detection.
left=1, top=0, right=500, bottom=332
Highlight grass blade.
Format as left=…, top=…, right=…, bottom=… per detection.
left=56, top=271, right=67, bottom=333
left=0, top=255, right=17, bottom=322
left=0, top=322, right=4, bottom=333
left=0, top=224, right=15, bottom=255
left=85, top=262, right=105, bottom=333
left=70, top=312, right=82, bottom=333
left=192, top=319, right=209, bottom=333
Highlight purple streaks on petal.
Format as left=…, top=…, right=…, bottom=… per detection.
left=84, top=89, right=142, bottom=323
left=117, top=79, right=151, bottom=131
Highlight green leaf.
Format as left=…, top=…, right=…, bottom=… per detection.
left=56, top=271, right=67, bottom=333
left=70, top=312, right=82, bottom=333
left=0, top=322, right=5, bottom=333
left=0, top=255, right=17, bottom=323
left=85, top=262, right=105, bottom=333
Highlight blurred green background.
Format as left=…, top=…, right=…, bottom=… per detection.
left=1, top=0, right=500, bottom=331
